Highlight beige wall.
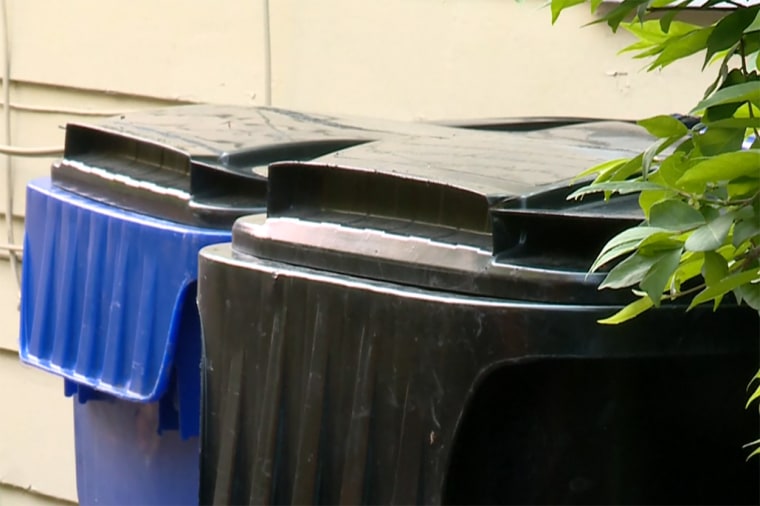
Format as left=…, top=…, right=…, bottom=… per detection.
left=0, top=1, right=715, bottom=504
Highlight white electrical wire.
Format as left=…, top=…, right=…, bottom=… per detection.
left=0, top=241, right=21, bottom=252
left=0, top=144, right=61, bottom=157
left=7, top=102, right=128, bottom=116
left=262, top=0, right=272, bottom=106
left=1, top=0, right=19, bottom=290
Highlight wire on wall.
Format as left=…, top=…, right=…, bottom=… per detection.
left=7, top=103, right=128, bottom=116
left=1, top=0, right=19, bottom=290
left=0, top=144, right=62, bottom=157
left=263, top=0, right=272, bottom=106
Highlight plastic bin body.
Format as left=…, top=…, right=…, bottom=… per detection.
left=20, top=105, right=457, bottom=504
left=197, top=123, right=759, bottom=505
left=22, top=178, right=227, bottom=505
left=73, top=396, right=200, bottom=505
left=199, top=246, right=758, bottom=505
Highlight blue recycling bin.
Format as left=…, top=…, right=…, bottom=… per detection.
left=21, top=177, right=227, bottom=504
left=18, top=105, right=434, bottom=504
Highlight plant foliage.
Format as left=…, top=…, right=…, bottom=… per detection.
left=551, top=0, right=760, bottom=456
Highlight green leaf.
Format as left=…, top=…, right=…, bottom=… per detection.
left=636, top=1, right=648, bottom=23
left=677, top=151, right=760, bottom=185
left=728, top=177, right=760, bottom=200
left=703, top=117, right=760, bottom=129
left=735, top=204, right=757, bottom=220
left=638, top=115, right=689, bottom=139
left=701, top=206, right=720, bottom=222
left=604, top=153, right=645, bottom=183
left=674, top=251, right=706, bottom=289
left=735, top=240, right=754, bottom=258
left=734, top=217, right=760, bottom=247
left=732, top=101, right=760, bottom=121
left=703, top=53, right=730, bottom=100
left=704, top=6, right=760, bottom=67
left=689, top=267, right=760, bottom=309
left=657, top=151, right=690, bottom=188
left=621, top=19, right=697, bottom=44
left=631, top=44, right=668, bottom=60
left=746, top=8, right=760, bottom=33
left=649, top=199, right=705, bottom=231
left=640, top=247, right=683, bottom=305
left=649, top=27, right=713, bottom=70
left=683, top=152, right=759, bottom=184
left=660, top=11, right=675, bottom=34
left=703, top=69, right=749, bottom=121
left=703, top=250, right=729, bottom=309
left=705, top=184, right=729, bottom=203
left=685, top=213, right=734, bottom=251
left=642, top=137, right=677, bottom=179
left=659, top=6, right=693, bottom=34
left=594, top=0, right=649, bottom=31
left=693, top=127, right=748, bottom=157
left=572, top=158, right=628, bottom=182
left=674, top=137, right=695, bottom=156
left=550, top=0, right=586, bottom=23
left=705, top=47, right=734, bottom=68
left=750, top=370, right=760, bottom=407
left=736, top=281, right=760, bottom=311
left=692, top=81, right=760, bottom=113
left=743, top=51, right=760, bottom=73
left=747, top=387, right=760, bottom=411
left=619, top=39, right=656, bottom=55
left=749, top=370, right=760, bottom=391
left=568, top=181, right=667, bottom=200
left=704, top=102, right=745, bottom=123
left=598, top=296, right=655, bottom=324
left=591, top=226, right=670, bottom=272
left=638, top=230, right=684, bottom=254
left=639, top=189, right=676, bottom=219
left=600, top=252, right=659, bottom=290
left=745, top=444, right=760, bottom=461
left=702, top=251, right=728, bottom=286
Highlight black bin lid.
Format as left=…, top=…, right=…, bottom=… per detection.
left=51, top=105, right=462, bottom=228
left=231, top=121, right=654, bottom=304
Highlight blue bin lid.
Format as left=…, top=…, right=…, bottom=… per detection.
left=20, top=178, right=230, bottom=404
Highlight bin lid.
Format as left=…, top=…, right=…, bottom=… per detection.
left=231, top=121, right=654, bottom=304
left=20, top=178, right=231, bottom=429
left=52, top=105, right=462, bottom=228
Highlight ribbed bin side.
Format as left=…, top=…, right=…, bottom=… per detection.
left=198, top=244, right=758, bottom=505
left=20, top=178, right=230, bottom=403
left=198, top=248, right=476, bottom=505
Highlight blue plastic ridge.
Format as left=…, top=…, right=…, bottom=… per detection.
left=19, top=178, right=231, bottom=437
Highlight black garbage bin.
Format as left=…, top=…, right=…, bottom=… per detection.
left=197, top=124, right=759, bottom=505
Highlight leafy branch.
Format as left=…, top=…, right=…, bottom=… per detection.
left=551, top=0, right=760, bottom=456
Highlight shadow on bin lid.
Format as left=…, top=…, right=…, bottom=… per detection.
left=233, top=121, right=654, bottom=304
